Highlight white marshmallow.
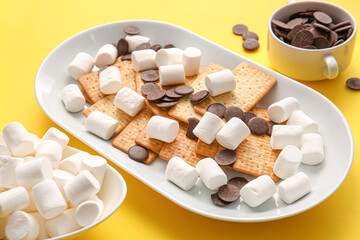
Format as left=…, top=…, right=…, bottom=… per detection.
left=28, top=133, right=40, bottom=156
left=67, top=52, right=94, bottom=79
left=64, top=170, right=100, bottom=206
left=270, top=125, right=302, bottom=150
left=155, top=48, right=183, bottom=67
left=45, top=208, right=81, bottom=238
left=32, top=180, right=67, bottom=219
left=216, top=117, right=250, bottom=150
left=5, top=211, right=39, bottom=240
left=114, top=87, right=145, bottom=117
left=268, top=97, right=300, bottom=123
left=287, top=110, right=319, bottom=133
left=52, top=169, right=75, bottom=203
left=15, top=157, right=53, bottom=189
left=2, top=122, right=34, bottom=157
left=125, top=35, right=150, bottom=53
left=205, top=69, right=236, bottom=96
left=80, top=155, right=107, bottom=186
left=273, top=145, right=302, bottom=179
left=94, top=44, right=118, bottom=68
left=0, top=156, right=24, bottom=188
left=22, top=190, right=37, bottom=212
left=131, top=49, right=157, bottom=72
left=59, top=152, right=89, bottom=175
left=301, top=133, right=324, bottom=165
left=61, top=84, right=86, bottom=113
left=0, top=215, right=9, bottom=239
left=41, top=127, right=70, bottom=150
left=0, top=187, right=29, bottom=217
left=278, top=172, right=312, bottom=204
left=0, top=133, right=11, bottom=156
left=159, top=64, right=185, bottom=86
left=240, top=175, right=277, bottom=207
left=85, top=110, right=118, bottom=140
left=196, top=158, right=227, bottom=190
left=182, top=47, right=201, bottom=76
left=146, top=116, right=179, bottom=143
left=99, top=66, right=122, bottom=94
left=35, top=140, right=63, bottom=168
left=165, top=156, right=199, bottom=191
left=193, top=112, right=224, bottom=144
left=61, top=146, right=81, bottom=160
left=75, top=197, right=104, bottom=227
left=29, top=212, right=49, bottom=240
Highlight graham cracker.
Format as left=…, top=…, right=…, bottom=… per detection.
left=135, top=127, right=164, bottom=154
left=112, top=107, right=157, bottom=164
left=78, top=85, right=91, bottom=103
left=145, top=100, right=171, bottom=118
left=82, top=95, right=133, bottom=136
left=193, top=62, right=277, bottom=115
left=159, top=122, right=205, bottom=167
left=250, top=106, right=271, bottom=121
left=195, top=140, right=219, bottom=159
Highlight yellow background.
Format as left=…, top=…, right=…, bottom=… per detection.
left=1, top=0, right=359, bottom=239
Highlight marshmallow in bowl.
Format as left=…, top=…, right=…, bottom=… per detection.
left=159, top=64, right=185, bottom=86
left=240, top=175, right=277, bottom=208
left=30, top=212, right=49, bottom=239
left=146, top=116, right=179, bottom=143
left=5, top=211, right=40, bottom=240
left=273, top=145, right=302, bottom=179
left=268, top=97, right=300, bottom=123
left=45, top=208, right=81, bottom=238
left=0, top=133, right=11, bottom=156
left=67, top=52, right=94, bottom=80
left=80, top=156, right=107, bottom=186
left=301, top=133, right=324, bottom=165
left=182, top=47, right=201, bottom=76
left=125, top=35, right=150, bottom=53
left=287, top=110, right=319, bottom=133
left=216, top=117, right=250, bottom=150
left=270, top=125, right=302, bottom=150
left=165, top=156, right=199, bottom=191
left=41, top=127, right=70, bottom=150
left=85, top=110, right=118, bottom=140
left=61, top=84, right=86, bottom=113
left=75, top=196, right=104, bottom=227
left=59, top=152, right=89, bottom=175
left=205, top=69, right=236, bottom=96
left=196, top=158, right=227, bottom=190
left=99, top=66, right=122, bottom=94
left=155, top=48, right=183, bottom=67
left=114, top=87, right=145, bottom=117
left=131, top=49, right=157, bottom=72
left=0, top=186, right=29, bottom=217
left=193, top=112, right=224, bottom=144
left=278, top=172, right=312, bottom=204
left=52, top=169, right=75, bottom=203
left=35, top=140, right=63, bottom=168
left=2, top=122, right=34, bottom=157
left=94, top=44, right=118, bottom=68
left=0, top=156, right=24, bottom=188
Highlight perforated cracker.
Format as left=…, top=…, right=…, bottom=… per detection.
left=250, top=106, right=272, bottom=120
left=195, top=140, right=219, bottom=159
left=135, top=126, right=164, bottom=154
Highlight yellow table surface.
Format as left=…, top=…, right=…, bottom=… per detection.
left=1, top=0, right=360, bottom=239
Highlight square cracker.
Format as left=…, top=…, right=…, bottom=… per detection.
left=82, top=94, right=133, bottom=136
left=195, top=140, right=219, bottom=159
left=77, top=58, right=136, bottom=104
left=159, top=122, right=205, bottom=167
left=112, top=107, right=157, bottom=164
left=193, top=61, right=277, bottom=115
left=135, top=126, right=164, bottom=154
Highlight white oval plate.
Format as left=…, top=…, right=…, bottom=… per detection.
left=35, top=20, right=354, bottom=222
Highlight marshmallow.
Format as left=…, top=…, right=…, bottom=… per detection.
left=2, top=122, right=34, bottom=157
left=0, top=156, right=24, bottom=188
left=287, top=110, right=319, bottom=133
left=85, top=110, right=118, bottom=140
left=182, top=47, right=201, bottom=76
left=0, top=187, right=29, bottom=217
left=5, top=211, right=39, bottom=240
left=15, top=157, right=53, bottom=189
left=0, top=133, right=11, bottom=156
left=196, top=158, right=227, bottom=190
left=301, top=133, right=324, bottom=165
left=32, top=180, right=67, bottom=219
left=94, top=44, right=118, bottom=68
left=99, top=66, right=122, bottom=94
left=131, top=49, right=157, bottom=72
left=29, top=212, right=49, bottom=240
left=61, top=146, right=82, bottom=160
left=0, top=215, right=8, bottom=239
left=35, top=140, right=63, bottom=168
left=61, top=84, right=86, bottom=113
left=278, top=172, right=312, bottom=204
left=67, top=52, right=94, bottom=79
left=155, top=48, right=183, bottom=67
left=165, top=156, right=199, bottom=191
left=80, top=156, right=107, bottom=186
left=125, top=35, right=150, bottom=53
left=45, top=208, right=81, bottom=238
left=41, top=127, right=70, bottom=150
left=22, top=190, right=37, bottom=212
left=270, top=125, right=302, bottom=150
left=52, top=169, right=75, bottom=203
left=273, top=145, right=302, bottom=179
left=146, top=116, right=179, bottom=143
left=28, top=133, right=40, bottom=156
left=59, top=152, right=89, bottom=175
left=114, top=87, right=145, bottom=117
left=193, top=112, right=224, bottom=144
left=240, top=175, right=277, bottom=207
left=216, top=117, right=250, bottom=150
left=268, top=97, right=300, bottom=123
left=159, top=64, right=185, bottom=86
left=75, top=196, right=104, bottom=227
left=64, top=170, right=100, bottom=206
left=205, top=69, right=236, bottom=96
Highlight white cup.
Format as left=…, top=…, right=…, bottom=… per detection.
left=268, top=1, right=357, bottom=81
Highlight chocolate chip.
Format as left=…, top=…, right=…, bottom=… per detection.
left=98, top=66, right=109, bottom=76
left=174, top=86, right=194, bottom=95
left=242, top=31, right=259, bottom=40
left=313, top=36, right=330, bottom=49
left=165, top=89, right=182, bottom=99
left=266, top=121, right=276, bottom=136
left=140, top=83, right=160, bottom=96
left=224, top=106, right=244, bottom=122
left=161, top=96, right=178, bottom=102
left=141, top=70, right=159, bottom=82
left=271, top=20, right=290, bottom=30
left=287, top=18, right=303, bottom=29
left=333, top=39, right=344, bottom=46
left=211, top=193, right=230, bottom=206
left=190, top=90, right=209, bottom=104
left=287, top=25, right=305, bottom=40
left=150, top=44, right=162, bottom=52
left=164, top=44, right=175, bottom=48
left=331, top=21, right=352, bottom=30
left=217, top=184, right=240, bottom=202
left=243, top=38, right=260, bottom=51
left=135, top=42, right=151, bottom=51
left=291, top=30, right=314, bottom=47
left=117, top=38, right=129, bottom=56
left=215, top=149, right=237, bottom=166
left=206, top=103, right=226, bottom=119
left=147, top=89, right=166, bottom=101
left=346, top=78, right=360, bottom=90
left=227, top=177, right=248, bottom=190
left=123, top=25, right=140, bottom=35
left=244, top=112, right=256, bottom=124
left=347, top=28, right=353, bottom=38
left=313, top=22, right=331, bottom=32
left=273, top=27, right=289, bottom=39
left=156, top=101, right=177, bottom=109
left=334, top=25, right=352, bottom=33
left=328, top=30, right=338, bottom=45
left=128, top=145, right=149, bottom=162
left=247, top=117, right=268, bottom=135
left=186, top=118, right=200, bottom=139
left=121, top=54, right=131, bottom=61
left=232, top=24, right=248, bottom=35
left=313, top=11, right=332, bottom=25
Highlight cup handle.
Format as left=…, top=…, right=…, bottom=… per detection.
left=323, top=54, right=339, bottom=79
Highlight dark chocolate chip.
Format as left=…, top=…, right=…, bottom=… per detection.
left=186, top=118, right=200, bottom=139
left=266, top=121, right=276, bottom=136
left=165, top=89, right=182, bottom=99
left=215, top=149, right=237, bottom=166
left=206, top=103, right=227, bottom=119
left=190, top=90, right=209, bottom=104
left=247, top=117, right=269, bottom=136
left=330, top=21, right=351, bottom=30
left=140, top=83, right=160, bottom=96
left=128, top=145, right=149, bottom=162
left=243, top=38, right=260, bottom=51
left=313, top=11, right=332, bottom=25
left=227, top=177, right=248, bottom=191
left=135, top=42, right=151, bottom=51
left=287, top=25, right=305, bottom=40
left=313, top=22, right=331, bottom=32
left=141, top=70, right=159, bottom=82
left=224, top=106, right=244, bottom=122
left=161, top=96, right=178, bottom=102
left=334, top=25, right=352, bottom=33
left=244, top=112, right=256, bottom=124
left=313, top=36, right=330, bottom=49
left=287, top=18, right=303, bottom=29
left=174, top=85, right=194, bottom=95
left=164, top=44, right=175, bottom=48
left=211, top=193, right=230, bottom=206
left=242, top=31, right=259, bottom=40
left=156, top=101, right=177, bottom=109
left=217, top=184, right=240, bottom=202
left=346, top=78, right=360, bottom=90
left=117, top=38, right=129, bottom=56
left=232, top=24, right=249, bottom=35
left=291, top=30, right=314, bottom=47
left=271, top=20, right=290, bottom=30
left=123, top=25, right=140, bottom=35
left=121, top=54, right=131, bottom=61
left=273, top=27, right=289, bottom=39
left=147, top=89, right=166, bottom=101
left=150, top=44, right=162, bottom=52
left=98, top=66, right=109, bottom=76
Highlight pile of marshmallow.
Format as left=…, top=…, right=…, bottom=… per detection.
left=165, top=96, right=324, bottom=208
left=0, top=122, right=109, bottom=239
